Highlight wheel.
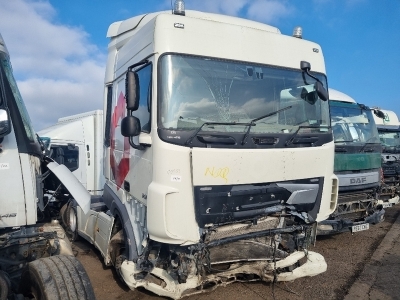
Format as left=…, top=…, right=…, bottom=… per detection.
left=20, top=255, right=96, bottom=300
left=60, top=201, right=79, bottom=241
left=0, top=271, right=11, bottom=300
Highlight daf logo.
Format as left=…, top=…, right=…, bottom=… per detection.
left=350, top=177, right=367, bottom=184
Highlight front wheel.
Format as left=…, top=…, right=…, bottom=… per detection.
left=60, top=201, right=79, bottom=241
left=20, top=255, right=96, bottom=300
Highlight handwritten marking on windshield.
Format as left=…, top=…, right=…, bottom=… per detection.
left=204, top=167, right=229, bottom=183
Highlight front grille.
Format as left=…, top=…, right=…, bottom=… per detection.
left=194, top=178, right=323, bottom=227
left=337, top=191, right=373, bottom=204
left=334, top=199, right=375, bottom=217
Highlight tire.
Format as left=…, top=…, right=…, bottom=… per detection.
left=61, top=201, right=79, bottom=241
left=20, top=255, right=96, bottom=300
left=0, top=271, right=11, bottom=300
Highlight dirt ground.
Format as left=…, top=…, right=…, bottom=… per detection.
left=74, top=206, right=400, bottom=300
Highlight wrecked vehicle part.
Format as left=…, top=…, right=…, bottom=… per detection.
left=75, top=6, right=338, bottom=299
left=0, top=220, right=74, bottom=293
left=110, top=204, right=324, bottom=299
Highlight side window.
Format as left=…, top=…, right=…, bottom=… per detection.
left=50, top=145, right=79, bottom=172
left=134, top=64, right=151, bottom=133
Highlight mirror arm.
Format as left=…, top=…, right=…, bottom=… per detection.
left=304, top=69, right=322, bottom=84
left=129, top=137, right=145, bottom=150
left=128, top=59, right=149, bottom=72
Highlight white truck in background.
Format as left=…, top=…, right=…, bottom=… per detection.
left=38, top=110, right=105, bottom=196
left=373, top=109, right=400, bottom=205
left=65, top=2, right=338, bottom=298
left=0, top=33, right=95, bottom=299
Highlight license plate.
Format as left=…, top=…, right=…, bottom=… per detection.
left=352, top=223, right=370, bottom=233
left=382, top=203, right=393, bottom=208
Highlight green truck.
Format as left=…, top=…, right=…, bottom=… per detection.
left=317, top=89, right=385, bottom=234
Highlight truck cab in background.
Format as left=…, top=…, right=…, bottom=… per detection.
left=0, top=33, right=95, bottom=298
left=373, top=109, right=400, bottom=205
left=38, top=110, right=105, bottom=196
left=317, top=89, right=384, bottom=235
left=69, top=5, right=337, bottom=299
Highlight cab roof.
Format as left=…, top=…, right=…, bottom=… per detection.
left=107, top=10, right=280, bottom=39
left=328, top=88, right=356, bottom=104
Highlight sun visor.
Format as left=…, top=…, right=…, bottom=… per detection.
left=47, top=162, right=90, bottom=214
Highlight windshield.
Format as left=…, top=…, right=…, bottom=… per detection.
left=378, top=130, right=400, bottom=149
left=0, top=52, right=36, bottom=142
left=159, top=54, right=329, bottom=134
left=330, top=101, right=380, bottom=145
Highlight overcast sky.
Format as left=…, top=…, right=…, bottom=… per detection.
left=0, top=0, right=399, bottom=130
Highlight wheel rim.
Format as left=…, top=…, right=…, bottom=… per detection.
left=69, top=208, right=77, bottom=232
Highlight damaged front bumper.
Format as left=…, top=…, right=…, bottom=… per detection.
left=378, top=183, right=400, bottom=208
left=120, top=250, right=326, bottom=299
left=119, top=219, right=327, bottom=299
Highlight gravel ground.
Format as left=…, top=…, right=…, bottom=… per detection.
left=74, top=206, right=400, bottom=300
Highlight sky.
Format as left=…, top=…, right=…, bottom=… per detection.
left=0, top=0, right=399, bottom=130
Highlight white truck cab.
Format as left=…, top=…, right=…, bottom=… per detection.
left=39, top=110, right=105, bottom=196
left=71, top=5, right=338, bottom=299
left=0, top=33, right=94, bottom=298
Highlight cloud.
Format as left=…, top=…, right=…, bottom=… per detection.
left=185, top=0, right=248, bottom=16
left=182, top=0, right=293, bottom=23
left=0, top=0, right=105, bottom=130
left=247, top=0, right=292, bottom=23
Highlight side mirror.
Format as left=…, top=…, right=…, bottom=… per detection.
left=374, top=109, right=385, bottom=119
left=125, top=71, right=140, bottom=111
left=121, top=116, right=141, bottom=137
left=314, top=81, right=328, bottom=101
left=0, top=108, right=11, bottom=138
left=121, top=116, right=145, bottom=150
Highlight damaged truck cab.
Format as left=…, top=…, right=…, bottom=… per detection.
left=72, top=7, right=338, bottom=299
left=0, top=33, right=94, bottom=298
left=317, top=89, right=384, bottom=235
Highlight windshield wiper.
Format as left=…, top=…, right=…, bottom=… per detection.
left=358, top=141, right=380, bottom=153
left=185, top=121, right=250, bottom=145
left=285, top=125, right=320, bottom=147
left=358, top=136, right=381, bottom=153
left=241, top=106, right=293, bottom=145
left=334, top=140, right=354, bottom=143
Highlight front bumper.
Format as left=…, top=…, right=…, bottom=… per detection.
left=120, top=250, right=327, bottom=299
left=317, top=208, right=385, bottom=235
left=377, top=195, right=400, bottom=208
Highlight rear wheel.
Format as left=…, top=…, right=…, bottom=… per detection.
left=20, top=255, right=95, bottom=300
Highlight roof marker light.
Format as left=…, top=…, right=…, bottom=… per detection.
left=173, top=0, right=185, bottom=16
left=293, top=26, right=302, bottom=39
